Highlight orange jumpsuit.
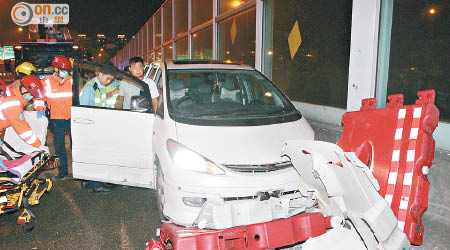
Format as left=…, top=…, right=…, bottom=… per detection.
left=0, top=96, right=41, bottom=148
left=41, top=74, right=73, bottom=120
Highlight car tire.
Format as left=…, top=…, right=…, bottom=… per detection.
left=156, top=164, right=169, bottom=222
left=21, top=220, right=35, bottom=232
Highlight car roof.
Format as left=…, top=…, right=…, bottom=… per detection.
left=164, top=60, right=255, bottom=70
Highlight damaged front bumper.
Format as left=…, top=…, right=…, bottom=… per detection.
left=181, top=140, right=411, bottom=249
left=194, top=191, right=318, bottom=229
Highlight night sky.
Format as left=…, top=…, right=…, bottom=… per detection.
left=0, top=0, right=164, bottom=42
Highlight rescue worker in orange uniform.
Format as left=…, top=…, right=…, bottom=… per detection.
left=41, top=55, right=73, bottom=180
left=7, top=62, right=46, bottom=116
left=0, top=76, right=45, bottom=170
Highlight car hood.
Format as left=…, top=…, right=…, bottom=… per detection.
left=175, top=118, right=314, bottom=165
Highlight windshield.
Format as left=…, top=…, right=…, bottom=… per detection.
left=167, top=69, right=300, bottom=125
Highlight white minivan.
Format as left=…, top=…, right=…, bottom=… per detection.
left=71, top=60, right=314, bottom=228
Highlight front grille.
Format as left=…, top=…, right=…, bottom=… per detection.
left=223, top=161, right=293, bottom=173
left=223, top=190, right=299, bottom=201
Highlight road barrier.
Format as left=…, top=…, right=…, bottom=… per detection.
left=337, top=89, right=439, bottom=245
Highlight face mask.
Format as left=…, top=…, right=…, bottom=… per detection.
left=24, top=94, right=33, bottom=101
left=59, top=70, right=69, bottom=78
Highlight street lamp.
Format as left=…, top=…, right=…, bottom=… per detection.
left=428, top=8, right=436, bottom=15
left=18, top=27, right=23, bottom=32
left=232, top=1, right=242, bottom=8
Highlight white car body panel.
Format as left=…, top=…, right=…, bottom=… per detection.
left=175, top=118, right=313, bottom=165
left=71, top=106, right=155, bottom=188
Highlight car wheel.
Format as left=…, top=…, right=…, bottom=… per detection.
left=156, top=164, right=169, bottom=222
left=21, top=220, right=35, bottom=232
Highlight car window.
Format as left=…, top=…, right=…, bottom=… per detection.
left=149, top=64, right=159, bottom=80
left=156, top=76, right=164, bottom=118
left=165, top=68, right=300, bottom=126
left=144, top=64, right=150, bottom=77
left=74, top=62, right=152, bottom=112
left=166, top=69, right=293, bottom=115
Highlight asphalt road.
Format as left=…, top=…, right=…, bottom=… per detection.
left=0, top=178, right=161, bottom=250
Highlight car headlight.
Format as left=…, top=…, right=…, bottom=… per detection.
left=167, top=139, right=225, bottom=175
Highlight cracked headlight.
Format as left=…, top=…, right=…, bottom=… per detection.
left=167, top=139, right=225, bottom=175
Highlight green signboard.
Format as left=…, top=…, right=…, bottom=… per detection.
left=4, top=46, right=14, bottom=60
left=0, top=47, right=3, bottom=60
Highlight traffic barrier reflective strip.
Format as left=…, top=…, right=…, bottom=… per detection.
left=145, top=212, right=332, bottom=250
left=397, top=107, right=422, bottom=231
left=337, top=89, right=439, bottom=245
left=385, top=108, right=406, bottom=206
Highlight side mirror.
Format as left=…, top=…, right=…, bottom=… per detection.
left=130, top=95, right=151, bottom=112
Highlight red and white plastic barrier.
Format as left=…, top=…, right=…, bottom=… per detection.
left=337, top=89, right=439, bottom=245
left=145, top=212, right=332, bottom=250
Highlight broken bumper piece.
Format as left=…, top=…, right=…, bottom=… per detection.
left=194, top=192, right=318, bottom=229
left=283, top=140, right=411, bottom=250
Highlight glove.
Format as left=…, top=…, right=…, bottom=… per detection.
left=0, top=158, right=7, bottom=171
left=37, top=110, right=45, bottom=119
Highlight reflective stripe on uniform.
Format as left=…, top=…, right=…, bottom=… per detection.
left=45, top=78, right=72, bottom=99
left=106, top=94, right=119, bottom=105
left=0, top=100, right=21, bottom=120
left=34, top=100, right=45, bottom=106
left=84, top=80, right=119, bottom=108
left=47, top=92, right=73, bottom=98
left=33, top=100, right=45, bottom=109
left=20, top=131, right=33, bottom=139
left=25, top=135, right=37, bottom=144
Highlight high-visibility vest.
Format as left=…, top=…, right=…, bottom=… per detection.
left=84, top=81, right=119, bottom=108
left=42, top=74, right=73, bottom=120
left=0, top=96, right=41, bottom=148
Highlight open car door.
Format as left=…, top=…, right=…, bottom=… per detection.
left=71, top=61, right=155, bottom=188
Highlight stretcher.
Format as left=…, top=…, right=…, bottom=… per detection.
left=0, top=143, right=56, bottom=231
left=0, top=111, right=57, bottom=231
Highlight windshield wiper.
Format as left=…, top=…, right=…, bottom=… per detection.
left=195, top=109, right=248, bottom=117
left=266, top=108, right=295, bottom=115
left=177, top=108, right=295, bottom=119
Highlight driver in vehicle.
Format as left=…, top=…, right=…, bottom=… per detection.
left=114, top=57, right=159, bottom=112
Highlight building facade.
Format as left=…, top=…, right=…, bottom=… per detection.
left=111, top=0, right=449, bottom=150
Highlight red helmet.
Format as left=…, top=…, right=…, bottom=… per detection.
left=0, top=77, right=6, bottom=97
left=52, top=55, right=72, bottom=70
left=20, top=75, right=45, bottom=99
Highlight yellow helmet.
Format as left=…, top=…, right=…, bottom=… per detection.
left=69, top=58, right=75, bottom=67
left=15, top=62, right=37, bottom=75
